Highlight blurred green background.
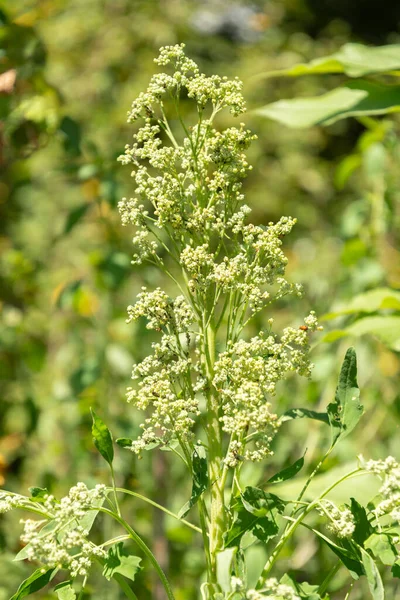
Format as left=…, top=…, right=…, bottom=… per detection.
left=1, top=0, right=400, bottom=598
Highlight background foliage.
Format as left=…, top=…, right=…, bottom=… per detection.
left=1, top=0, right=400, bottom=598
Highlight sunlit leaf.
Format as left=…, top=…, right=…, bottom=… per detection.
left=54, top=581, right=76, bottom=600
left=365, top=533, right=398, bottom=566
left=258, top=43, right=400, bottom=79
left=323, top=288, right=400, bottom=319
left=360, top=546, right=385, bottom=600
left=102, top=543, right=142, bottom=582
left=216, top=548, right=237, bottom=593
left=255, top=80, right=400, bottom=128
left=328, top=348, right=363, bottom=446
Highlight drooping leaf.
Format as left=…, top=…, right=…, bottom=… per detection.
left=327, top=348, right=363, bottom=446
left=178, top=446, right=208, bottom=518
left=299, top=522, right=363, bottom=578
left=267, top=454, right=305, bottom=484
left=54, top=581, right=76, bottom=600
left=9, top=568, right=57, bottom=600
left=91, top=409, right=114, bottom=466
left=255, top=80, right=400, bottom=128
left=258, top=43, right=400, bottom=79
left=365, top=533, right=398, bottom=566
left=281, top=408, right=329, bottom=425
left=350, top=498, right=373, bottom=546
left=360, top=546, right=385, bottom=600
left=216, top=548, right=237, bottom=593
left=102, top=543, right=142, bottom=582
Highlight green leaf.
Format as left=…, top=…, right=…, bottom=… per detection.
left=327, top=348, right=363, bottom=446
left=280, top=574, right=323, bottom=600
left=350, top=498, right=373, bottom=546
left=281, top=408, right=329, bottom=425
left=91, top=409, right=114, bottom=466
left=216, top=548, right=237, bottom=593
left=302, top=524, right=363, bottom=578
left=255, top=80, right=400, bottom=128
left=178, top=446, right=208, bottom=518
left=9, top=568, right=57, bottom=600
left=223, top=506, right=278, bottom=548
left=392, top=561, right=400, bottom=578
left=54, top=581, right=76, bottom=600
left=360, top=546, right=385, bottom=600
left=63, top=203, right=90, bottom=235
left=102, top=543, right=142, bottom=582
left=28, top=487, right=49, bottom=503
left=241, top=487, right=286, bottom=518
left=259, top=43, right=400, bottom=79
left=116, top=438, right=133, bottom=448
left=323, top=287, right=400, bottom=320
left=344, top=315, right=400, bottom=352
left=365, top=533, right=398, bottom=566
left=267, top=454, right=305, bottom=484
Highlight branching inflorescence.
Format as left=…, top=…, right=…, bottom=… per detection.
left=118, top=43, right=321, bottom=465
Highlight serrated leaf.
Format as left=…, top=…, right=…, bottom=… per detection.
left=258, top=43, right=400, bottom=79
left=9, top=567, right=57, bottom=600
left=102, top=543, right=142, bottom=582
left=360, top=546, right=385, bottom=600
left=267, top=454, right=305, bottom=484
left=216, top=548, right=237, bottom=593
left=178, top=445, right=208, bottom=518
left=91, top=409, right=114, bottom=466
left=365, top=533, right=398, bottom=566
left=281, top=408, right=329, bottom=424
left=328, top=348, right=363, bottom=446
left=255, top=80, right=400, bottom=128
left=54, top=581, right=76, bottom=600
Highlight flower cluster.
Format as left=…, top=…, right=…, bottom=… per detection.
left=215, top=314, right=321, bottom=464
left=19, top=483, right=107, bottom=578
left=317, top=500, right=355, bottom=539
left=119, top=45, right=319, bottom=461
left=231, top=577, right=300, bottom=600
left=364, top=456, right=400, bottom=522
left=0, top=492, right=25, bottom=513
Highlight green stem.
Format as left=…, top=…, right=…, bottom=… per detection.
left=114, top=573, right=139, bottom=600
left=318, top=560, right=341, bottom=596
left=98, top=507, right=176, bottom=600
left=110, top=465, right=121, bottom=517
left=114, top=487, right=202, bottom=534
left=256, top=468, right=363, bottom=588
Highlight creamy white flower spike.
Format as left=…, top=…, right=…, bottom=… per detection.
left=119, top=44, right=321, bottom=459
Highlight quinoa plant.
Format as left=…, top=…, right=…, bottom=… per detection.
left=2, top=45, right=400, bottom=600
